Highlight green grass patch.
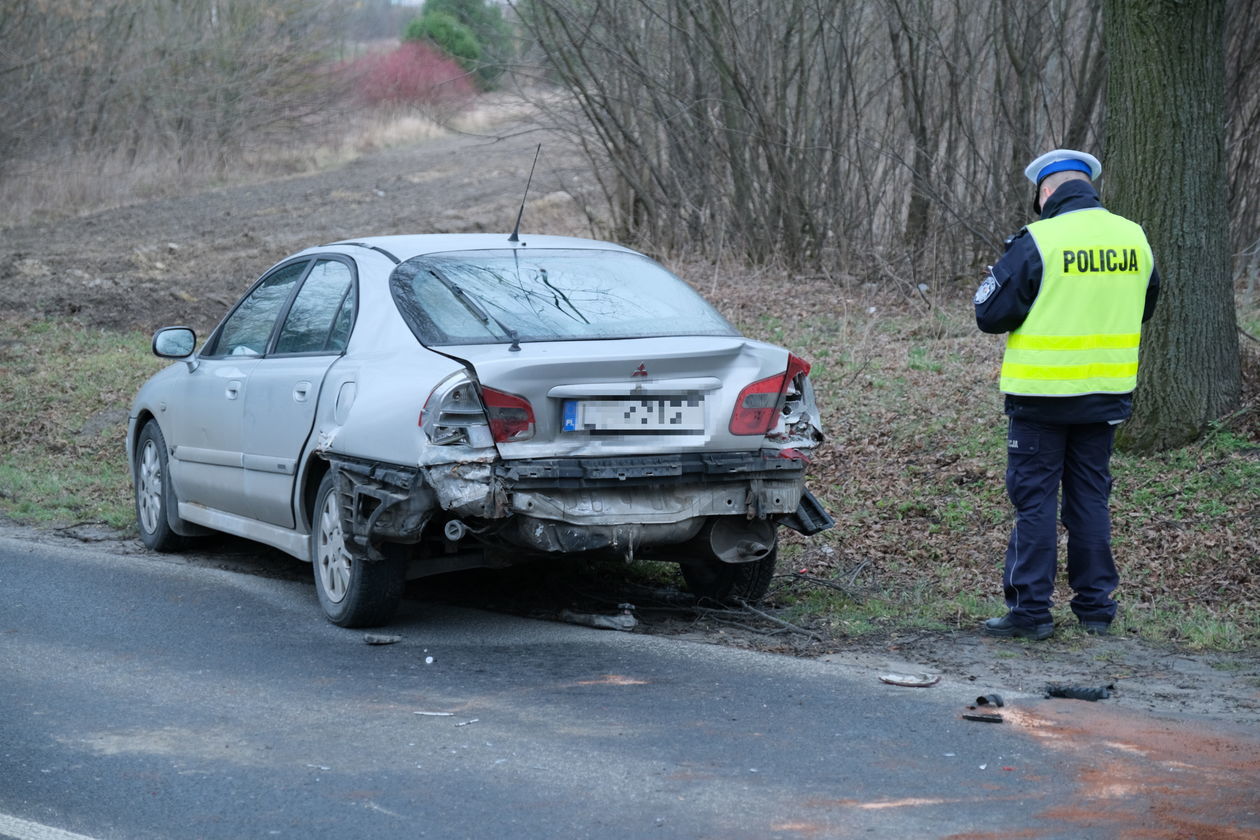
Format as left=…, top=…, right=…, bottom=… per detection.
left=1129, top=604, right=1251, bottom=652
left=773, top=575, right=1007, bottom=639
left=1240, top=306, right=1260, bottom=339
left=0, top=318, right=165, bottom=530
left=1116, top=427, right=1260, bottom=531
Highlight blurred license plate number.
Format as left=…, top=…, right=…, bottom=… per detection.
left=563, top=398, right=704, bottom=431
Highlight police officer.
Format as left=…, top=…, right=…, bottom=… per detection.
left=974, top=149, right=1160, bottom=640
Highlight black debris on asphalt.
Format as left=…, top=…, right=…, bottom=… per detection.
left=1045, top=683, right=1115, bottom=701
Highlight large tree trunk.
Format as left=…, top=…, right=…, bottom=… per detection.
left=1104, top=0, right=1240, bottom=451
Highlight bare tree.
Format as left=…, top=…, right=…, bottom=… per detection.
left=0, top=0, right=349, bottom=180
left=516, top=0, right=1110, bottom=280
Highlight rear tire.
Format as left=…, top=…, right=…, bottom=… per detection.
left=133, top=420, right=186, bottom=552
left=680, top=542, right=778, bottom=605
left=311, top=472, right=405, bottom=628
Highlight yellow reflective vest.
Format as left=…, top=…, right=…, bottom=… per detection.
left=1000, top=208, right=1154, bottom=396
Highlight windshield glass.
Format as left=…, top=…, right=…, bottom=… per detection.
left=389, top=248, right=737, bottom=345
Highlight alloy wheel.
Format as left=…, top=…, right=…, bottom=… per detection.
left=137, top=440, right=163, bottom=535
left=316, top=492, right=352, bottom=604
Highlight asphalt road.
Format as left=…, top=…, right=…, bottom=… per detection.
left=2, top=535, right=1257, bottom=840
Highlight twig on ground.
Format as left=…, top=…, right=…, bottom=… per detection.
left=733, top=599, right=825, bottom=642
left=847, top=559, right=873, bottom=588
left=1196, top=399, right=1259, bottom=439
left=691, top=610, right=766, bottom=635
left=53, top=520, right=107, bottom=532
left=694, top=606, right=758, bottom=620
left=839, top=357, right=872, bottom=391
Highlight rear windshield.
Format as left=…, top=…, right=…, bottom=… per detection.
left=389, top=248, right=737, bottom=345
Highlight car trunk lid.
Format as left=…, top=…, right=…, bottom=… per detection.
left=433, top=336, right=790, bottom=459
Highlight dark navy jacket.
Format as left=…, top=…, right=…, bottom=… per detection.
left=975, top=180, right=1160, bottom=425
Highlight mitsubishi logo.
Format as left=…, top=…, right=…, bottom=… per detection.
left=631, top=363, right=648, bottom=377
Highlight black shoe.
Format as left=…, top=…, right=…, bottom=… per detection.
left=984, top=614, right=1054, bottom=640
left=1081, top=621, right=1111, bottom=636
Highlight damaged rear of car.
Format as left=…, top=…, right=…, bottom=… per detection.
left=314, top=243, right=829, bottom=626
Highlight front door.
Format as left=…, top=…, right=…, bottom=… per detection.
left=168, top=259, right=310, bottom=519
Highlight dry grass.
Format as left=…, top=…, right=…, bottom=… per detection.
left=0, top=152, right=191, bottom=228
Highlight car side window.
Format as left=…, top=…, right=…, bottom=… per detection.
left=212, top=261, right=308, bottom=357
left=274, top=259, right=356, bottom=355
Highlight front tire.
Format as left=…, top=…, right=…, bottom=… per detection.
left=134, top=420, right=186, bottom=552
left=311, top=472, right=405, bottom=628
left=680, top=542, right=778, bottom=605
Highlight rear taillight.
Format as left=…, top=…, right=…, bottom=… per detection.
left=421, top=374, right=493, bottom=447
left=729, top=373, right=784, bottom=435
left=729, top=353, right=811, bottom=436
left=481, top=386, right=535, bottom=442
left=421, top=374, right=536, bottom=446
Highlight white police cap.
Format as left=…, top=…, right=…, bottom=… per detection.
left=1024, top=149, right=1102, bottom=185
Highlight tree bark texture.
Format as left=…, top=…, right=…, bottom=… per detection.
left=1104, top=0, right=1240, bottom=451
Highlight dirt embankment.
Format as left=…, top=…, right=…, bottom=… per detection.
left=1, top=120, right=589, bottom=333
left=2, top=110, right=1257, bottom=728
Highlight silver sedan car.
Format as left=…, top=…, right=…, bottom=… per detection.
left=128, top=234, right=831, bottom=626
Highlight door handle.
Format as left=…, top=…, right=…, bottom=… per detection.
left=225, top=381, right=241, bottom=400
left=293, top=381, right=312, bottom=402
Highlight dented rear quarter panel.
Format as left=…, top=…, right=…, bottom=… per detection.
left=310, top=261, right=466, bottom=468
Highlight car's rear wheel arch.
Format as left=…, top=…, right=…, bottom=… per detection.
left=300, top=456, right=331, bottom=535
left=310, top=470, right=405, bottom=627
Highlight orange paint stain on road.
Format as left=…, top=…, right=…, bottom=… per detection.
left=1007, top=701, right=1260, bottom=839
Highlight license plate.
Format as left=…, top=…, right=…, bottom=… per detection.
left=562, top=397, right=705, bottom=432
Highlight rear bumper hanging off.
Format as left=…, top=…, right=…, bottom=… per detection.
left=780, top=488, right=835, bottom=536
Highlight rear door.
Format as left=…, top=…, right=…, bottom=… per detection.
left=242, top=257, right=357, bottom=527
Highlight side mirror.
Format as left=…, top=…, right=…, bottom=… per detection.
left=153, top=327, right=196, bottom=358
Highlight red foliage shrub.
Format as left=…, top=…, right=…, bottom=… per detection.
left=346, top=42, right=475, bottom=108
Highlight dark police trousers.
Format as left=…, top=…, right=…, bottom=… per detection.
left=1003, top=418, right=1119, bottom=627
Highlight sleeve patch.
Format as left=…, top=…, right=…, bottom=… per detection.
left=974, top=270, right=999, bottom=305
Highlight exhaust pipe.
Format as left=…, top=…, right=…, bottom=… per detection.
left=708, top=518, right=775, bottom=564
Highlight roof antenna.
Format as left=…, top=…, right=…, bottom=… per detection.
left=508, top=143, right=541, bottom=244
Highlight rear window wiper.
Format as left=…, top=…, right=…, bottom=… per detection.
left=428, top=270, right=522, bottom=352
